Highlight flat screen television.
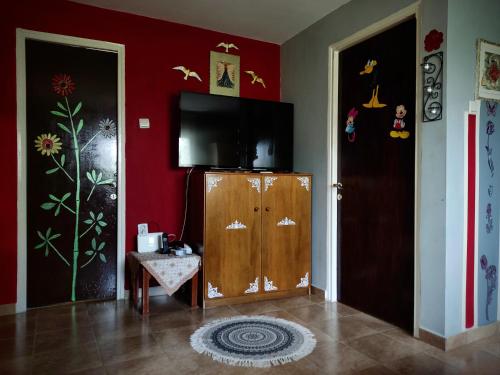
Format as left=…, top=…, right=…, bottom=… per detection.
left=178, top=91, right=293, bottom=171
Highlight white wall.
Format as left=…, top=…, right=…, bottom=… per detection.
left=281, top=0, right=449, bottom=336
left=444, top=0, right=500, bottom=336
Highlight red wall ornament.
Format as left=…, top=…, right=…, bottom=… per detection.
left=424, top=29, right=444, bottom=52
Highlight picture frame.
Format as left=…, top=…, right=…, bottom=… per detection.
left=210, top=51, right=240, bottom=97
left=475, top=39, right=500, bottom=102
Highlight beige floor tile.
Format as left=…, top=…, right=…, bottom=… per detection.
left=3, top=297, right=498, bottom=375
left=386, top=352, right=462, bottom=374
left=32, top=344, right=102, bottom=374
left=317, top=301, right=361, bottom=317
left=272, top=296, right=314, bottom=310
left=103, top=354, right=173, bottom=375
left=0, top=336, right=34, bottom=360
left=382, top=328, right=435, bottom=353
left=98, top=333, right=163, bottom=365
left=311, top=315, right=379, bottom=342
left=153, top=325, right=198, bottom=358
left=33, top=326, right=95, bottom=354
left=347, top=333, right=423, bottom=362
left=93, top=318, right=151, bottom=342
left=352, top=364, right=398, bottom=374
left=304, top=341, right=377, bottom=373
left=147, top=309, right=202, bottom=332
left=0, top=354, right=33, bottom=375
left=287, top=303, right=341, bottom=324
left=0, top=314, right=37, bottom=338
left=230, top=301, right=281, bottom=315
left=35, top=311, right=91, bottom=333
left=426, top=345, right=500, bottom=375
left=348, top=313, right=396, bottom=333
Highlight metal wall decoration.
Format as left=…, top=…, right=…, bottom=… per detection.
left=422, top=51, right=443, bottom=122
left=296, top=176, right=310, bottom=191
left=277, top=217, right=296, bottom=226
left=296, top=272, right=309, bottom=288
left=225, top=220, right=247, bottom=230
left=264, top=176, right=278, bottom=191
left=207, top=176, right=223, bottom=192
left=264, top=276, right=278, bottom=291
left=244, top=277, right=259, bottom=294
left=207, top=282, right=224, bottom=298
left=247, top=177, right=261, bottom=192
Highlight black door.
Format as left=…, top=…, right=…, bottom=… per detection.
left=337, top=18, right=416, bottom=331
left=26, top=40, right=118, bottom=307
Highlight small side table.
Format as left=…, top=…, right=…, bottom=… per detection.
left=127, top=251, right=201, bottom=314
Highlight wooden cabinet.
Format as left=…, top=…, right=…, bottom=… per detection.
left=186, top=171, right=311, bottom=307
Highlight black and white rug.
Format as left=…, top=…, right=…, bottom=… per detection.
left=190, top=315, right=316, bottom=367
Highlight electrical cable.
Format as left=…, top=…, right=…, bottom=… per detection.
left=180, top=166, right=194, bottom=241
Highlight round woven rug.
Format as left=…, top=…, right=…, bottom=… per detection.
left=190, top=315, right=316, bottom=368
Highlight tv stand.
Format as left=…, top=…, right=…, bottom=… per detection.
left=185, top=170, right=312, bottom=308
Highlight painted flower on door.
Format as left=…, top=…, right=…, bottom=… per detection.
left=33, top=74, right=115, bottom=302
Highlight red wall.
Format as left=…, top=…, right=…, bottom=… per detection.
left=0, top=0, right=280, bottom=305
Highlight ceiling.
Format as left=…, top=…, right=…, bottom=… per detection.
left=70, top=0, right=351, bottom=44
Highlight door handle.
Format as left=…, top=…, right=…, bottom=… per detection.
left=332, top=182, right=343, bottom=190
left=254, top=207, right=260, bottom=212
left=265, top=207, right=271, bottom=212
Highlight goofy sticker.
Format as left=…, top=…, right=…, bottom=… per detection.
left=390, top=104, right=410, bottom=139
left=345, top=107, right=359, bottom=143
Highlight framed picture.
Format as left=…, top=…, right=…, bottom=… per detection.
left=210, top=51, right=240, bottom=97
left=476, top=39, right=500, bottom=102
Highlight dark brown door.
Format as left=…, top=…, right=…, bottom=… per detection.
left=26, top=40, right=118, bottom=307
left=337, top=18, right=416, bottom=331
left=204, top=174, right=261, bottom=299
left=261, top=175, right=311, bottom=293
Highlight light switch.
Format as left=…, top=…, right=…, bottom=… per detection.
left=139, top=118, right=150, bottom=129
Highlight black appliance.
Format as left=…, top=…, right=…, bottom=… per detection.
left=178, top=91, right=293, bottom=171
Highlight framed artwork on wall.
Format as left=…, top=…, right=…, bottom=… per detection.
left=476, top=39, right=500, bottom=102
left=210, top=51, right=240, bottom=97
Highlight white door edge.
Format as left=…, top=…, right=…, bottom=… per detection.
left=16, top=28, right=126, bottom=312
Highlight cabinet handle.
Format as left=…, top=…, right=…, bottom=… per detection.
left=254, top=207, right=260, bottom=212
left=265, top=207, right=271, bottom=212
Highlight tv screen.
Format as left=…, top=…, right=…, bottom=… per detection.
left=178, top=92, right=293, bottom=170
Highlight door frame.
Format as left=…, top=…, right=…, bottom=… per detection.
left=325, top=3, right=422, bottom=335
left=15, top=29, right=126, bottom=312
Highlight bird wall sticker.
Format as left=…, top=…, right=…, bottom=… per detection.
left=172, top=66, right=202, bottom=81
left=244, top=71, right=266, bottom=88
left=217, top=42, right=239, bottom=53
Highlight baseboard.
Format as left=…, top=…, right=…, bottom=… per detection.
left=310, top=285, right=325, bottom=297
left=0, top=303, right=16, bottom=316
left=420, top=322, right=500, bottom=351
left=123, top=286, right=167, bottom=300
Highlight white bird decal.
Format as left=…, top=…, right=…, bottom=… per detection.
left=172, top=66, right=202, bottom=81
left=217, top=42, right=239, bottom=53
left=245, top=70, right=266, bottom=88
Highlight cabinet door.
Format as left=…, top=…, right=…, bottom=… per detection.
left=204, top=174, right=262, bottom=299
left=261, top=175, right=311, bottom=292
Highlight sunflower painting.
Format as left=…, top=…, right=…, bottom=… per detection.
left=34, top=133, right=62, bottom=156
left=31, top=73, right=118, bottom=303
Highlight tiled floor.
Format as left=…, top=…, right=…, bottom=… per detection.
left=1, top=294, right=500, bottom=374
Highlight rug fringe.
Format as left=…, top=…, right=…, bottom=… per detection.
left=190, top=314, right=317, bottom=368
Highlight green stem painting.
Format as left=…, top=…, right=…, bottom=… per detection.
left=34, top=74, right=113, bottom=303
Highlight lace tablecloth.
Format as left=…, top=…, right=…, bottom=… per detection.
left=127, top=252, right=201, bottom=295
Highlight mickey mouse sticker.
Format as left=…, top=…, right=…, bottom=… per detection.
left=390, top=104, right=410, bottom=139
left=345, top=107, right=359, bottom=143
